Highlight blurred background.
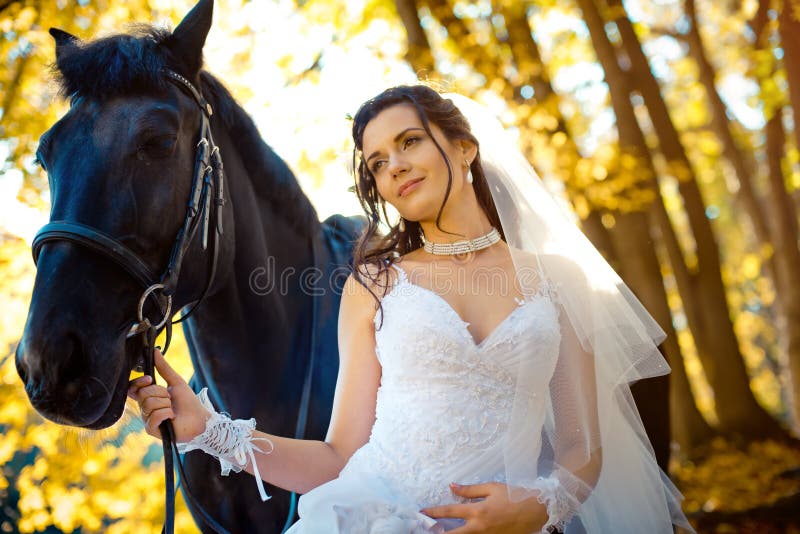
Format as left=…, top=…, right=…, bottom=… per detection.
left=1, top=0, right=800, bottom=532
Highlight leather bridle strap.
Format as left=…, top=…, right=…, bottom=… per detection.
left=32, top=221, right=157, bottom=289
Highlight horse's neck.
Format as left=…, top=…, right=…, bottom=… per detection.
left=184, top=111, right=319, bottom=417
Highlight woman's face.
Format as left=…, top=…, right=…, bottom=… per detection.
left=361, top=103, right=473, bottom=223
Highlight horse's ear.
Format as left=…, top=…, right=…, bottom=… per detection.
left=49, top=28, right=80, bottom=61
left=166, top=0, right=214, bottom=76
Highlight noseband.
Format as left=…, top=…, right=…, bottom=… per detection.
left=30, top=69, right=227, bottom=534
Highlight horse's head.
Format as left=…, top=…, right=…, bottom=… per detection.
left=15, top=0, right=234, bottom=429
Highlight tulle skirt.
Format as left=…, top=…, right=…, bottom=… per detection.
left=284, top=463, right=467, bottom=534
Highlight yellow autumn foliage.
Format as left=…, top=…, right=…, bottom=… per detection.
left=672, top=438, right=800, bottom=516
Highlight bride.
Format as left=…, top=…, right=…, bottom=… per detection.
left=129, top=85, right=694, bottom=533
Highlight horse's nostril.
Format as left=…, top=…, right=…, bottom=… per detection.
left=17, top=331, right=93, bottom=409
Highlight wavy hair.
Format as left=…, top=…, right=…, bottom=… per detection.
left=350, top=85, right=505, bottom=322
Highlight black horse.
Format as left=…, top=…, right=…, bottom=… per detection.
left=14, top=0, right=363, bottom=531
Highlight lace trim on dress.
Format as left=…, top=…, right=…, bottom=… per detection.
left=177, top=388, right=274, bottom=501
left=527, top=476, right=582, bottom=532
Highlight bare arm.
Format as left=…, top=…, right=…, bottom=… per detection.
left=128, top=272, right=383, bottom=495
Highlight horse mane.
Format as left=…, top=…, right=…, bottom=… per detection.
left=198, top=73, right=320, bottom=237
left=53, top=25, right=174, bottom=100
left=53, top=24, right=320, bottom=237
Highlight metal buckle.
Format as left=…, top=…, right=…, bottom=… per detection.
left=126, top=283, right=172, bottom=339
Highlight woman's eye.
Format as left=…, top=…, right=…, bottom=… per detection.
left=403, top=136, right=419, bottom=148
left=371, top=160, right=385, bottom=173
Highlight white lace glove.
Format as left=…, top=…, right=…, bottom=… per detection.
left=528, top=476, right=582, bottom=532
left=177, top=388, right=274, bottom=501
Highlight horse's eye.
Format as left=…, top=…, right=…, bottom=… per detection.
left=137, top=134, right=177, bottom=160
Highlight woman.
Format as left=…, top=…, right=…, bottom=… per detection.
left=130, top=86, right=693, bottom=533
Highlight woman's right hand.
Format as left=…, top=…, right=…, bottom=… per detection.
left=127, top=348, right=210, bottom=442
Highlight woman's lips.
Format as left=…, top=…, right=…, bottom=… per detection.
left=399, top=177, right=425, bottom=197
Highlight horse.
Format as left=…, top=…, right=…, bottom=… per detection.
left=14, top=0, right=364, bottom=531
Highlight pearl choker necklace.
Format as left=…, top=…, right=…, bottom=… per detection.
left=422, top=227, right=501, bottom=255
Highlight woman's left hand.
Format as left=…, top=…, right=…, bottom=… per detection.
left=421, top=482, right=547, bottom=533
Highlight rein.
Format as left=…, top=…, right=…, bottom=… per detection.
left=30, top=69, right=318, bottom=533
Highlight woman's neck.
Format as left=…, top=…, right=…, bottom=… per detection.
left=418, top=199, right=494, bottom=245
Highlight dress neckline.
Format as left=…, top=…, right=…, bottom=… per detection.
left=386, top=262, right=551, bottom=349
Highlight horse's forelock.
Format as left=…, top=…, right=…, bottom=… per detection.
left=54, top=25, right=176, bottom=100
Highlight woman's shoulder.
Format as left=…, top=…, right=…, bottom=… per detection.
left=345, top=259, right=400, bottom=303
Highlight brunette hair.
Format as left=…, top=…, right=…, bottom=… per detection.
left=350, top=85, right=505, bottom=321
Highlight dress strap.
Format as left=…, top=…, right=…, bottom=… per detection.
left=388, top=261, right=408, bottom=285
left=532, top=253, right=548, bottom=284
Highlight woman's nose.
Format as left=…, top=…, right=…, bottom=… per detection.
left=388, top=154, right=410, bottom=177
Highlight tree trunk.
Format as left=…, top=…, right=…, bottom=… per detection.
left=685, top=0, right=771, bottom=250
left=647, top=205, right=718, bottom=451
left=764, top=111, right=800, bottom=429
left=780, top=0, right=800, bottom=179
left=684, top=2, right=797, bottom=426
left=394, top=0, right=435, bottom=76
left=421, top=0, right=514, bottom=100
left=577, top=0, right=718, bottom=453
left=604, top=0, right=789, bottom=441
left=579, top=0, right=713, bottom=451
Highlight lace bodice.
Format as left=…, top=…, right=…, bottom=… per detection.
left=339, top=262, right=562, bottom=509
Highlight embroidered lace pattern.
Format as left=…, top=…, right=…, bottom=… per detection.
left=338, top=263, right=562, bottom=511
left=177, top=388, right=274, bottom=501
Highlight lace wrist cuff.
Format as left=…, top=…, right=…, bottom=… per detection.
left=529, top=476, right=581, bottom=532
left=177, top=388, right=274, bottom=501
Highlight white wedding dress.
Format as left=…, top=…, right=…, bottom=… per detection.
left=286, top=263, right=562, bottom=533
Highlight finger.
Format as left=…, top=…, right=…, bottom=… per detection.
left=146, top=407, right=174, bottom=435
left=127, top=376, right=152, bottom=399
left=129, top=375, right=152, bottom=388
left=154, top=349, right=186, bottom=387
left=141, top=396, right=172, bottom=417
left=137, top=384, right=171, bottom=400
left=421, top=503, right=472, bottom=519
left=131, top=384, right=170, bottom=404
left=450, top=482, right=498, bottom=499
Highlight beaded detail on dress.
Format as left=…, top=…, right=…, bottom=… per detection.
left=285, top=261, right=564, bottom=533
left=337, top=262, right=562, bottom=508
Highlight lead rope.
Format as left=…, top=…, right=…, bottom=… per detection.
left=138, top=313, right=229, bottom=534
left=146, top=239, right=317, bottom=534
left=279, top=236, right=320, bottom=533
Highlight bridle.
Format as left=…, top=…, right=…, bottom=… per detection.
left=32, top=69, right=225, bottom=345
left=29, top=69, right=313, bottom=534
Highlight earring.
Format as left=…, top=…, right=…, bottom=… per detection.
left=465, top=159, right=473, bottom=184
left=398, top=218, right=406, bottom=232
